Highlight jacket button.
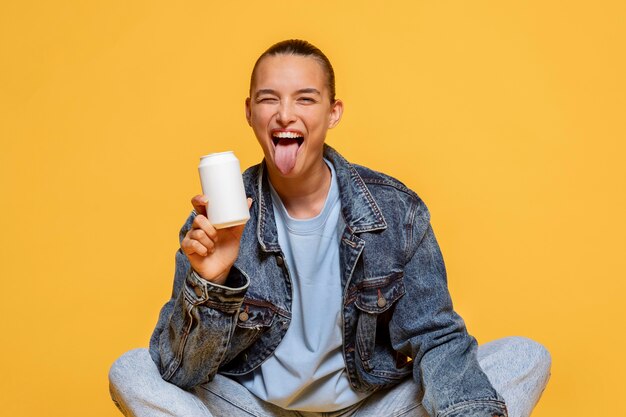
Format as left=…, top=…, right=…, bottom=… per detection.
left=276, top=255, right=284, bottom=266
left=194, top=285, right=203, bottom=297
left=377, top=297, right=387, bottom=308
left=239, top=311, right=249, bottom=322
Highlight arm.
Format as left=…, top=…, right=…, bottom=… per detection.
left=390, top=204, right=507, bottom=417
left=149, top=197, right=251, bottom=389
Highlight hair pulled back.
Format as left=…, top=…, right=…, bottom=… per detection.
left=250, top=39, right=336, bottom=103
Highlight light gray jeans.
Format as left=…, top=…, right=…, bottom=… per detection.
left=109, top=337, right=550, bottom=417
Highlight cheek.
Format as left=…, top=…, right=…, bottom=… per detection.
left=251, top=109, right=274, bottom=129
left=306, top=111, right=331, bottom=132
left=255, top=105, right=274, bottom=117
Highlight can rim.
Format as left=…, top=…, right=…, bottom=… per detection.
left=199, top=150, right=235, bottom=160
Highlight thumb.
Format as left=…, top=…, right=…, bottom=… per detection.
left=191, top=195, right=209, bottom=216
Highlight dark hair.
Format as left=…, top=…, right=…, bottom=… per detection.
left=250, top=39, right=336, bottom=103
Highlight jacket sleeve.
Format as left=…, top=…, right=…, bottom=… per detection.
left=149, top=211, right=249, bottom=389
left=390, top=202, right=508, bottom=417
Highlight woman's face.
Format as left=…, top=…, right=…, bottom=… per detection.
left=246, top=54, right=343, bottom=178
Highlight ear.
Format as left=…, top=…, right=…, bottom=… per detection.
left=245, top=97, right=252, bottom=126
left=328, top=99, right=344, bottom=129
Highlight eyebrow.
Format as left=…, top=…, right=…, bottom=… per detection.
left=255, top=89, right=277, bottom=97
left=254, top=88, right=321, bottom=98
left=296, top=88, right=321, bottom=95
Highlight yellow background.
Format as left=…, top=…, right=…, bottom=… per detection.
left=1, top=1, right=624, bottom=416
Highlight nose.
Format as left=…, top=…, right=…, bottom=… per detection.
left=276, top=101, right=296, bottom=126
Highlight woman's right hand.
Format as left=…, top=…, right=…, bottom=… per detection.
left=181, top=195, right=252, bottom=285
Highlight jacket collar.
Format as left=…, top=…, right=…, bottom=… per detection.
left=255, top=144, right=387, bottom=252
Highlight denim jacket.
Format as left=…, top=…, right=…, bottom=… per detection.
left=150, top=145, right=508, bottom=417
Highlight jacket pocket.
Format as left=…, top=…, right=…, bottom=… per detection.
left=236, top=299, right=276, bottom=334
left=222, top=300, right=277, bottom=365
left=353, top=271, right=406, bottom=373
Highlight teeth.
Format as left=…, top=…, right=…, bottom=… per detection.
left=273, top=131, right=303, bottom=139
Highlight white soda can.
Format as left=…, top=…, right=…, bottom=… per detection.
left=198, top=151, right=250, bottom=229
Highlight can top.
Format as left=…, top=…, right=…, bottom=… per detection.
left=199, top=150, right=235, bottom=160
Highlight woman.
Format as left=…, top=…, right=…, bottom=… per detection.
left=110, top=39, right=551, bottom=417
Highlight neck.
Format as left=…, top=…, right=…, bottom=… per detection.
left=268, top=158, right=331, bottom=219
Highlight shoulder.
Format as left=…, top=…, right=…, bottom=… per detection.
left=352, top=163, right=430, bottom=220
left=241, top=163, right=262, bottom=197
left=353, top=164, right=416, bottom=196
left=242, top=163, right=261, bottom=185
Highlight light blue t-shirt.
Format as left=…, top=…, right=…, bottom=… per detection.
left=234, top=161, right=368, bottom=411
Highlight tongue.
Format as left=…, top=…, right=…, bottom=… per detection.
left=274, top=138, right=299, bottom=174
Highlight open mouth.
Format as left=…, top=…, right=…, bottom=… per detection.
left=271, top=131, right=304, bottom=174
left=271, top=131, right=304, bottom=147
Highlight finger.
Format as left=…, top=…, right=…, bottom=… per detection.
left=193, top=214, right=218, bottom=241
left=188, top=229, right=216, bottom=253
left=191, top=195, right=209, bottom=216
left=247, top=197, right=253, bottom=209
left=181, top=236, right=209, bottom=257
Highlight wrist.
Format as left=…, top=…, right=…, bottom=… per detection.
left=193, top=268, right=231, bottom=285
